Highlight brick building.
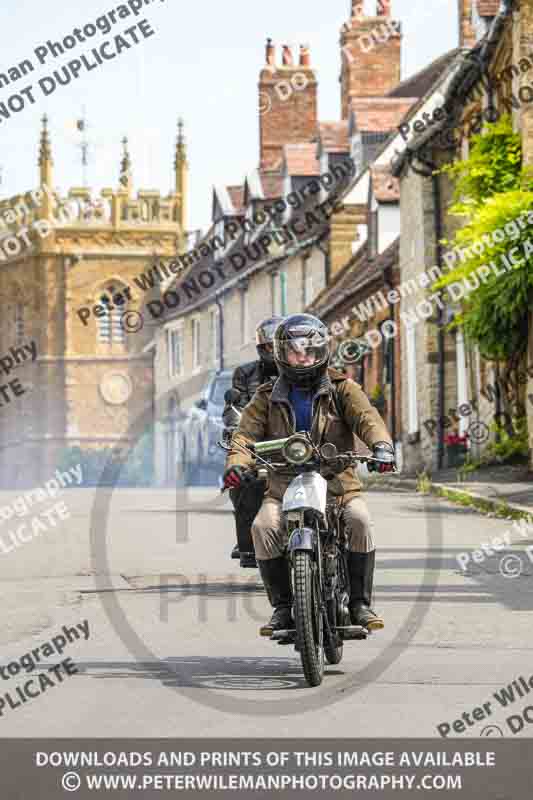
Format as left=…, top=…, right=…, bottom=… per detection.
left=305, top=8, right=461, bottom=465
left=150, top=0, right=420, bottom=483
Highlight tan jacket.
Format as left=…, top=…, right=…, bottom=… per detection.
left=225, top=367, right=392, bottom=504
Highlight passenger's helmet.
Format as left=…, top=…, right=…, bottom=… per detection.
left=273, top=314, right=330, bottom=388
left=256, top=316, right=284, bottom=366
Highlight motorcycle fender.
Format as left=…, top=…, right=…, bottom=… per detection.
left=288, top=527, right=314, bottom=553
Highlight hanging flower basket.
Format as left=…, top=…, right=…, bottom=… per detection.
left=444, top=433, right=469, bottom=468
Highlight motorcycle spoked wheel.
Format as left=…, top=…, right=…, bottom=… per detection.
left=293, top=551, right=324, bottom=687
left=324, top=549, right=349, bottom=664
left=323, top=594, right=344, bottom=665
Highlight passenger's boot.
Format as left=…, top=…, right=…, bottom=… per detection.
left=258, top=557, right=293, bottom=636
left=240, top=552, right=258, bottom=568
left=348, top=550, right=384, bottom=631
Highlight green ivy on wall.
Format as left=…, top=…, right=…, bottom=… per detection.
left=434, top=115, right=533, bottom=362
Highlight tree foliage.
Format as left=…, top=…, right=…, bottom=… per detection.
left=435, top=115, right=533, bottom=362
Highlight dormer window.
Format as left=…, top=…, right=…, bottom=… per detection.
left=213, top=219, right=224, bottom=261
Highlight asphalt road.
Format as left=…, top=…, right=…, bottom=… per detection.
left=0, top=484, right=532, bottom=738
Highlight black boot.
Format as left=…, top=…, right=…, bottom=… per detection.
left=231, top=485, right=261, bottom=566
left=348, top=551, right=384, bottom=631
left=258, top=557, right=293, bottom=636
left=240, top=552, right=258, bottom=568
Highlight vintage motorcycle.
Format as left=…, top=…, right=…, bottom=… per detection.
left=218, top=430, right=394, bottom=687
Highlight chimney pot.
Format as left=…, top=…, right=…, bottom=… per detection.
left=300, top=44, right=311, bottom=67
left=282, top=45, right=294, bottom=66
left=266, top=37, right=275, bottom=66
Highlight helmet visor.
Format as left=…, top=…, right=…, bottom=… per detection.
left=275, top=328, right=329, bottom=371
left=256, top=318, right=282, bottom=346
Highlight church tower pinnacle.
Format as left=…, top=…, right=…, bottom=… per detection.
left=119, top=136, right=133, bottom=195
left=38, top=114, right=54, bottom=218
left=174, top=117, right=188, bottom=232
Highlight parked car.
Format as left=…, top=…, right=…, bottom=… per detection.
left=178, top=369, right=233, bottom=484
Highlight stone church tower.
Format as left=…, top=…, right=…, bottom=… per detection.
left=0, top=116, right=188, bottom=487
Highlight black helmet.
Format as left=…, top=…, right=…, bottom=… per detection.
left=256, top=316, right=284, bottom=365
left=273, top=314, right=330, bottom=388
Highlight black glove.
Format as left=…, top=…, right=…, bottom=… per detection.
left=368, top=441, right=396, bottom=474
left=223, top=465, right=247, bottom=489
left=320, top=456, right=346, bottom=479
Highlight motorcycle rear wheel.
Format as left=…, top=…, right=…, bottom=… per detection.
left=293, top=551, right=324, bottom=687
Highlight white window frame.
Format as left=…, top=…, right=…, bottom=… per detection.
left=283, top=174, right=292, bottom=224
left=302, top=258, right=314, bottom=309
left=271, top=271, right=279, bottom=316
left=166, top=320, right=184, bottom=380
left=191, top=315, right=201, bottom=373
left=208, top=306, right=220, bottom=367
left=240, top=289, right=249, bottom=346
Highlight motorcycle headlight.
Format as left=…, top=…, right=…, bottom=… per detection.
left=282, top=435, right=314, bottom=465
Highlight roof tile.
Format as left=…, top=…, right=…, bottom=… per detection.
left=350, top=98, right=416, bottom=132
left=283, top=143, right=321, bottom=176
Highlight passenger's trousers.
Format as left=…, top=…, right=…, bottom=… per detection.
left=229, top=482, right=265, bottom=552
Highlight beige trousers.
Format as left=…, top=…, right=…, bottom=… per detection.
left=251, top=495, right=375, bottom=561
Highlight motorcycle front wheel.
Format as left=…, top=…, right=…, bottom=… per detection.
left=324, top=550, right=348, bottom=665
left=324, top=595, right=344, bottom=665
left=293, top=550, right=324, bottom=687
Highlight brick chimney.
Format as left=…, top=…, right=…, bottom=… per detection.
left=259, top=39, right=318, bottom=171
left=377, top=0, right=392, bottom=15
left=300, top=45, right=311, bottom=67
left=340, top=0, right=402, bottom=119
left=458, top=0, right=476, bottom=48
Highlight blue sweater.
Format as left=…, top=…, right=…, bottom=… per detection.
left=288, top=386, right=313, bottom=432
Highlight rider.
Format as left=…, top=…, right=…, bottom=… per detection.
left=222, top=316, right=284, bottom=568
left=223, top=313, right=395, bottom=634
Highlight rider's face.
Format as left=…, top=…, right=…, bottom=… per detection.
left=287, top=347, right=316, bottom=367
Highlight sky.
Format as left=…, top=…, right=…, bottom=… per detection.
left=0, top=0, right=458, bottom=233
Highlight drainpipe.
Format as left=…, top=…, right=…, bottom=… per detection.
left=215, top=292, right=224, bottom=371
left=432, top=171, right=446, bottom=471
left=280, top=271, right=288, bottom=316
left=384, top=269, right=397, bottom=443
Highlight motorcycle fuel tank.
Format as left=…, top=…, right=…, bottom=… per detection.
left=282, top=472, right=328, bottom=515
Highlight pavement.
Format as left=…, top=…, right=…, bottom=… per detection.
left=0, top=483, right=532, bottom=738
left=373, top=463, right=533, bottom=517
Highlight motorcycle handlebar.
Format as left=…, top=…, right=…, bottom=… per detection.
left=220, top=453, right=396, bottom=493
left=243, top=451, right=383, bottom=476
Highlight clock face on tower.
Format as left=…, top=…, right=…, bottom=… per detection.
left=99, top=372, right=133, bottom=406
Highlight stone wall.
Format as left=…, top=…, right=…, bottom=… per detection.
left=399, top=164, right=459, bottom=475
